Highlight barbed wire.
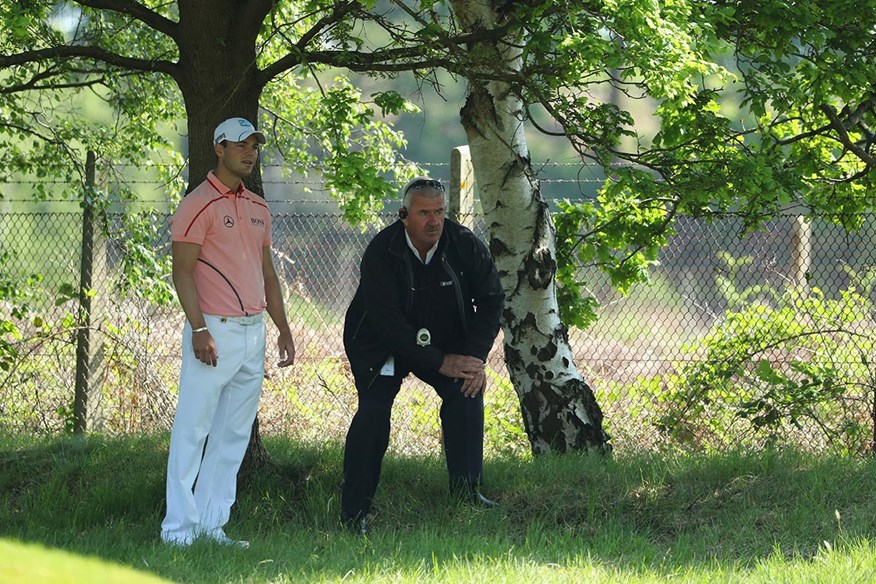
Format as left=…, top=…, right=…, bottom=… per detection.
left=0, top=176, right=606, bottom=203
left=1, top=176, right=604, bottom=186
left=87, top=161, right=602, bottom=169
left=1, top=151, right=609, bottom=206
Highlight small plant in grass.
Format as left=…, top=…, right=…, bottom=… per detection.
left=0, top=254, right=80, bottom=433
left=0, top=260, right=44, bottom=375
left=644, top=255, right=876, bottom=453
left=274, top=356, right=356, bottom=442
left=484, top=370, right=530, bottom=457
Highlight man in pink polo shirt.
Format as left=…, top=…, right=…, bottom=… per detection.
left=161, top=117, right=295, bottom=548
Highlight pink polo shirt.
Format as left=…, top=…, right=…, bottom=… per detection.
left=170, top=172, right=272, bottom=316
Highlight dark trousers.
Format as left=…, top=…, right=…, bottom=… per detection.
left=341, top=369, right=484, bottom=520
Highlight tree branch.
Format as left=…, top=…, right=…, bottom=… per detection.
left=820, top=104, right=876, bottom=167
left=259, top=19, right=511, bottom=84
left=73, top=0, right=178, bottom=40
left=0, top=45, right=177, bottom=76
left=1, top=76, right=107, bottom=95
left=257, top=1, right=363, bottom=85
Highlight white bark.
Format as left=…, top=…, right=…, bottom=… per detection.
left=449, top=0, right=609, bottom=453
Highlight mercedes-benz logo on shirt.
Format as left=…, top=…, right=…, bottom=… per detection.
left=224, top=215, right=235, bottom=228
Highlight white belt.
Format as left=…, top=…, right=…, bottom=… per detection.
left=217, top=313, right=264, bottom=326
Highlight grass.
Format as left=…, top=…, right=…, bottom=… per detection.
left=2, top=433, right=876, bottom=583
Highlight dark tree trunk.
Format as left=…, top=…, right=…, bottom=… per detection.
left=175, top=0, right=274, bottom=472
left=239, top=416, right=270, bottom=480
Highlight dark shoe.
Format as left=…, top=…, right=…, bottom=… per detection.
left=468, top=490, right=499, bottom=509
left=452, top=484, right=499, bottom=508
left=343, top=515, right=368, bottom=536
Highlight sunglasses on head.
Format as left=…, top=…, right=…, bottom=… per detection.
left=405, top=179, right=445, bottom=194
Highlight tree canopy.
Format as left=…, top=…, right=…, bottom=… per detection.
left=2, top=0, right=873, bottom=294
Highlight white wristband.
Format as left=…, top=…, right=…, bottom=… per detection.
left=192, top=326, right=209, bottom=334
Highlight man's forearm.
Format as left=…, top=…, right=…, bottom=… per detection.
left=264, top=275, right=291, bottom=335
left=173, top=270, right=206, bottom=329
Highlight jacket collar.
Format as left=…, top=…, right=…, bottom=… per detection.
left=387, top=220, right=450, bottom=261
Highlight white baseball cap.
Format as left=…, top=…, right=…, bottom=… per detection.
left=213, top=117, right=266, bottom=146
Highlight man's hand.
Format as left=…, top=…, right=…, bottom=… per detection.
left=460, top=368, right=487, bottom=398
left=192, top=330, right=219, bottom=367
left=439, top=354, right=486, bottom=398
left=277, top=331, right=296, bottom=368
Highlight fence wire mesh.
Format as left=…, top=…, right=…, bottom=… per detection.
left=1, top=207, right=875, bottom=455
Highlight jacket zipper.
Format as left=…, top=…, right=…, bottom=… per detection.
left=441, top=254, right=469, bottom=336
left=351, top=311, right=367, bottom=340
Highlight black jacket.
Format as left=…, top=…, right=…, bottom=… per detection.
left=343, top=219, right=504, bottom=381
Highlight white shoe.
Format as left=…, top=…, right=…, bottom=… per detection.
left=207, top=530, right=250, bottom=549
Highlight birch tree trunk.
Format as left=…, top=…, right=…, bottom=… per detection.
left=450, top=0, right=610, bottom=454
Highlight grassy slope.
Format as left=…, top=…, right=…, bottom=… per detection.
left=1, top=433, right=875, bottom=583
left=0, top=539, right=171, bottom=584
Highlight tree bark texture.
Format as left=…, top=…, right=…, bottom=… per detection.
left=450, top=0, right=610, bottom=454
left=175, top=0, right=270, bottom=194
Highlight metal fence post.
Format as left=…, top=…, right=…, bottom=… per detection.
left=449, top=145, right=475, bottom=228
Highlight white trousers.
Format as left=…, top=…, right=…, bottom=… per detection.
left=161, top=313, right=266, bottom=545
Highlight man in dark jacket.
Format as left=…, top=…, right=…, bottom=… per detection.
left=341, top=176, right=505, bottom=533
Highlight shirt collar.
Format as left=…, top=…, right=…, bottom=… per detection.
left=206, top=171, right=245, bottom=198
left=404, top=229, right=438, bottom=265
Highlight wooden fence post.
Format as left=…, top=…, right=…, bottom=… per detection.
left=449, top=145, right=475, bottom=228
left=790, top=214, right=812, bottom=290
left=73, top=151, right=106, bottom=433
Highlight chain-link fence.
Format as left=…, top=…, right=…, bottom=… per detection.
left=2, top=205, right=875, bottom=455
